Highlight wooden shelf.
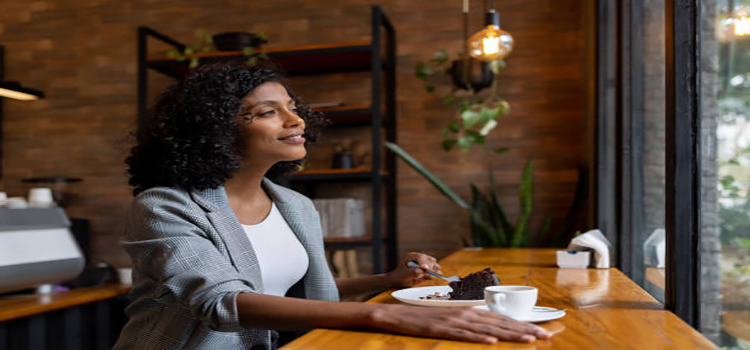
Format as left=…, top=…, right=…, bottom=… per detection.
left=313, top=104, right=375, bottom=127
left=146, top=41, right=378, bottom=78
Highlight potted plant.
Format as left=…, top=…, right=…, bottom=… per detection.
left=386, top=142, right=586, bottom=247
left=167, top=30, right=269, bottom=69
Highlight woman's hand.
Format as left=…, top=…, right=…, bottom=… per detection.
left=386, top=252, right=442, bottom=288
left=370, top=304, right=552, bottom=344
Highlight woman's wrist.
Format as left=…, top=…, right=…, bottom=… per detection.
left=380, top=271, right=400, bottom=289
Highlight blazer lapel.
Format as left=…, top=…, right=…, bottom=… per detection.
left=193, top=186, right=264, bottom=292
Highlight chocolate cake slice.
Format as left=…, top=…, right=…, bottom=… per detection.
left=448, top=268, right=502, bottom=300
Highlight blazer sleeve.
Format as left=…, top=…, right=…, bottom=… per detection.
left=121, top=188, right=254, bottom=332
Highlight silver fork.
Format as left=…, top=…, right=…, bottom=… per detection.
left=407, top=261, right=461, bottom=282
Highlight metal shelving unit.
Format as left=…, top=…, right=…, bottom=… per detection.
left=136, top=6, right=397, bottom=273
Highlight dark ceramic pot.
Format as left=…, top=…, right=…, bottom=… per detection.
left=450, top=58, right=493, bottom=92
left=212, top=32, right=266, bottom=51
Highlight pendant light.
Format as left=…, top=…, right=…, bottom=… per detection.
left=450, top=0, right=493, bottom=91
left=468, top=0, right=514, bottom=62
left=0, top=45, right=45, bottom=101
left=0, top=82, right=45, bottom=101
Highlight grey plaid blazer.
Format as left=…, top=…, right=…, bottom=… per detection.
left=113, top=178, right=339, bottom=350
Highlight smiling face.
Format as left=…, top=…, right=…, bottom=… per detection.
left=237, top=82, right=307, bottom=168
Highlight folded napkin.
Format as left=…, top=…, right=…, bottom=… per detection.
left=566, top=229, right=612, bottom=268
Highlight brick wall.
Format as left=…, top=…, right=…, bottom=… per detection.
left=0, top=0, right=590, bottom=268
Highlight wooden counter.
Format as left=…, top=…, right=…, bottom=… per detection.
left=282, top=248, right=718, bottom=349
left=0, top=283, right=130, bottom=322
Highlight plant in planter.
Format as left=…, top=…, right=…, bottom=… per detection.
left=416, top=50, right=509, bottom=152
left=386, top=142, right=586, bottom=248
left=167, top=30, right=269, bottom=69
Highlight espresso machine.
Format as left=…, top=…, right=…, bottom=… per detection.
left=0, top=207, right=85, bottom=293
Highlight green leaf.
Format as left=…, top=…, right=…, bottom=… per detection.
left=255, top=32, right=268, bottom=41
left=167, top=50, right=180, bottom=58
left=511, top=212, right=531, bottom=248
left=480, top=106, right=501, bottom=123
left=385, top=142, right=469, bottom=209
left=246, top=57, right=258, bottom=66
left=415, top=62, right=433, bottom=80
left=465, top=130, right=485, bottom=145
left=461, top=236, right=472, bottom=247
left=243, top=47, right=255, bottom=56
left=184, top=47, right=194, bottom=55
left=189, top=58, right=199, bottom=69
left=495, top=148, right=509, bottom=155
left=471, top=208, right=500, bottom=247
left=488, top=168, right=514, bottom=242
left=447, top=120, right=461, bottom=133
left=442, top=139, right=458, bottom=151
left=498, top=100, right=510, bottom=116
left=457, top=137, right=473, bottom=151
left=471, top=185, right=501, bottom=247
left=479, top=119, right=498, bottom=136
left=432, top=49, right=450, bottom=64
left=461, top=108, right=482, bottom=128
left=510, top=159, right=534, bottom=248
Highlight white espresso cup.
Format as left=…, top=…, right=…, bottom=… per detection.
left=485, top=286, right=538, bottom=317
left=28, top=187, right=54, bottom=207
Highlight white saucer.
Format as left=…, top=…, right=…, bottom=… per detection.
left=473, top=306, right=566, bottom=323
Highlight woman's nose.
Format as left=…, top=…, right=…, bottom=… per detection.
left=283, top=109, right=305, bottom=128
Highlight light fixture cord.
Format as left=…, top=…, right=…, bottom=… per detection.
left=463, top=0, right=469, bottom=56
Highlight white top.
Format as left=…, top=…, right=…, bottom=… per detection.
left=242, top=203, right=309, bottom=297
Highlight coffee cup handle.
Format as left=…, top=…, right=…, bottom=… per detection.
left=492, top=293, right=506, bottom=313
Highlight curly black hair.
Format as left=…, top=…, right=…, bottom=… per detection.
left=126, top=63, right=326, bottom=195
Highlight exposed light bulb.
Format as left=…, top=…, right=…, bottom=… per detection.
left=735, top=15, right=750, bottom=36
left=468, top=25, right=514, bottom=62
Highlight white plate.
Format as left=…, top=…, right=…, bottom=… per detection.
left=391, top=286, right=486, bottom=307
left=473, top=305, right=566, bottom=323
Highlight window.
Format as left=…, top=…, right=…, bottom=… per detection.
left=701, top=0, right=750, bottom=347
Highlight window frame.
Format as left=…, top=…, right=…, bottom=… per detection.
left=595, top=0, right=702, bottom=327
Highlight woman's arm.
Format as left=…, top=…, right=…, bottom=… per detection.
left=236, top=292, right=551, bottom=344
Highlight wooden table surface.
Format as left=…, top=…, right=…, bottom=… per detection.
left=0, top=283, right=130, bottom=322
left=282, top=248, right=718, bottom=349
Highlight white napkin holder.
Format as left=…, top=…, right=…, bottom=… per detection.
left=556, top=229, right=612, bottom=269
left=556, top=250, right=591, bottom=269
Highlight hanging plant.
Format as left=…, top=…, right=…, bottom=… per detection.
left=415, top=49, right=510, bottom=152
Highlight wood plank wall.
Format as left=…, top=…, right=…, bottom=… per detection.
left=0, top=0, right=591, bottom=268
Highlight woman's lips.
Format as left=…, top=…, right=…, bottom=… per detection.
left=278, top=135, right=306, bottom=144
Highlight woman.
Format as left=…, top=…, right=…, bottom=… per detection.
left=114, top=64, right=550, bottom=349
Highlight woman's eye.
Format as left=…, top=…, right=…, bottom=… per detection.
left=257, top=110, right=276, bottom=117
